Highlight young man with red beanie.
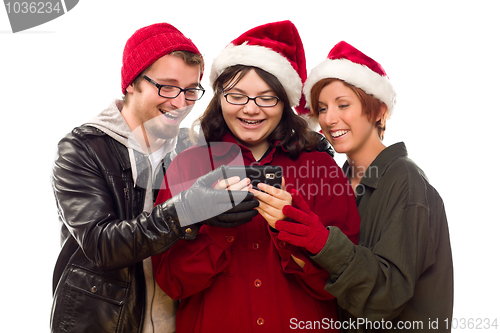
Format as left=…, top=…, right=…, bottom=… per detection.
left=50, top=23, right=259, bottom=333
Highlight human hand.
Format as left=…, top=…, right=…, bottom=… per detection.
left=170, top=165, right=258, bottom=228
left=274, top=189, right=329, bottom=255
left=250, top=178, right=292, bottom=228
left=214, top=175, right=252, bottom=192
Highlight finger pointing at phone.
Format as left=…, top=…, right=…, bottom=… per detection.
left=250, top=178, right=291, bottom=228
left=214, top=176, right=252, bottom=192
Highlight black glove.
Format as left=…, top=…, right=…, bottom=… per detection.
left=201, top=193, right=259, bottom=228
left=164, top=165, right=259, bottom=228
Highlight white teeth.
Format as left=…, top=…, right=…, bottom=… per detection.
left=240, top=119, right=263, bottom=125
left=332, top=130, right=348, bottom=138
left=160, top=110, right=179, bottom=119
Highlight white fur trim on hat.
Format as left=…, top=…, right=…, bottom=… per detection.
left=303, top=58, right=396, bottom=114
left=210, top=42, right=303, bottom=107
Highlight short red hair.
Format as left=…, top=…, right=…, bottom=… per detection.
left=310, top=78, right=387, bottom=139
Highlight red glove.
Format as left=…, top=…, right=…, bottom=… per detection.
left=275, top=190, right=329, bottom=255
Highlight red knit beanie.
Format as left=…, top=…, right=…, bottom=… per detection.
left=121, top=23, right=202, bottom=95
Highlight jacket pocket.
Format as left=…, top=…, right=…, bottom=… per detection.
left=51, top=265, right=130, bottom=333
left=65, top=265, right=129, bottom=304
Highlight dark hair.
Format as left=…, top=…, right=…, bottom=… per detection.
left=310, top=78, right=388, bottom=139
left=194, top=65, right=318, bottom=160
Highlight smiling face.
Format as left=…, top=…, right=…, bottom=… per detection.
left=123, top=54, right=201, bottom=142
left=220, top=69, right=284, bottom=159
left=317, top=80, right=382, bottom=159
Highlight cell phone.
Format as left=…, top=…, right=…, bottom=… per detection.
left=224, top=165, right=282, bottom=191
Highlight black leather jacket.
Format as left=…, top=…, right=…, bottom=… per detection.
left=50, top=126, right=196, bottom=333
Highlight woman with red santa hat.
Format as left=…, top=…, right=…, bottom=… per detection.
left=152, top=22, right=360, bottom=332
left=276, top=41, right=454, bottom=332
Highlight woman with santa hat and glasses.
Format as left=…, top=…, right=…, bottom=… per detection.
left=151, top=22, right=359, bottom=332
left=275, top=41, right=454, bottom=332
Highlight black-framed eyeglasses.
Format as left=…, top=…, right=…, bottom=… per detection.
left=223, top=92, right=280, bottom=108
left=143, top=75, right=205, bottom=101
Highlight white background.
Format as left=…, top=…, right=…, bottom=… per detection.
left=1, top=0, right=499, bottom=331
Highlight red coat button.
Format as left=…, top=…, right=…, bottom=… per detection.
left=254, top=279, right=262, bottom=288
left=279, top=240, right=287, bottom=248
left=226, top=235, right=235, bottom=243
left=252, top=243, right=260, bottom=250
left=257, top=317, right=265, bottom=325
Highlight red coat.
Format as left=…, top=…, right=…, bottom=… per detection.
left=152, top=133, right=360, bottom=332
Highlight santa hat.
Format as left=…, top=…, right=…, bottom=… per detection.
left=210, top=20, right=309, bottom=115
left=303, top=41, right=396, bottom=114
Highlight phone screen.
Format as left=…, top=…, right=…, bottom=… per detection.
left=225, top=165, right=282, bottom=190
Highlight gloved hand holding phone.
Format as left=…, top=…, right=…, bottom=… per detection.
left=165, top=165, right=259, bottom=228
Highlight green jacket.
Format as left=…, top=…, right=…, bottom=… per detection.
left=313, top=142, right=453, bottom=332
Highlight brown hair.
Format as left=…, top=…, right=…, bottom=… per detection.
left=194, top=65, right=318, bottom=160
left=310, top=78, right=387, bottom=139
left=122, top=50, right=204, bottom=105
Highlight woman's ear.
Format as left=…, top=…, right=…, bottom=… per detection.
left=375, top=104, right=389, bottom=140
left=377, top=104, right=388, bottom=126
